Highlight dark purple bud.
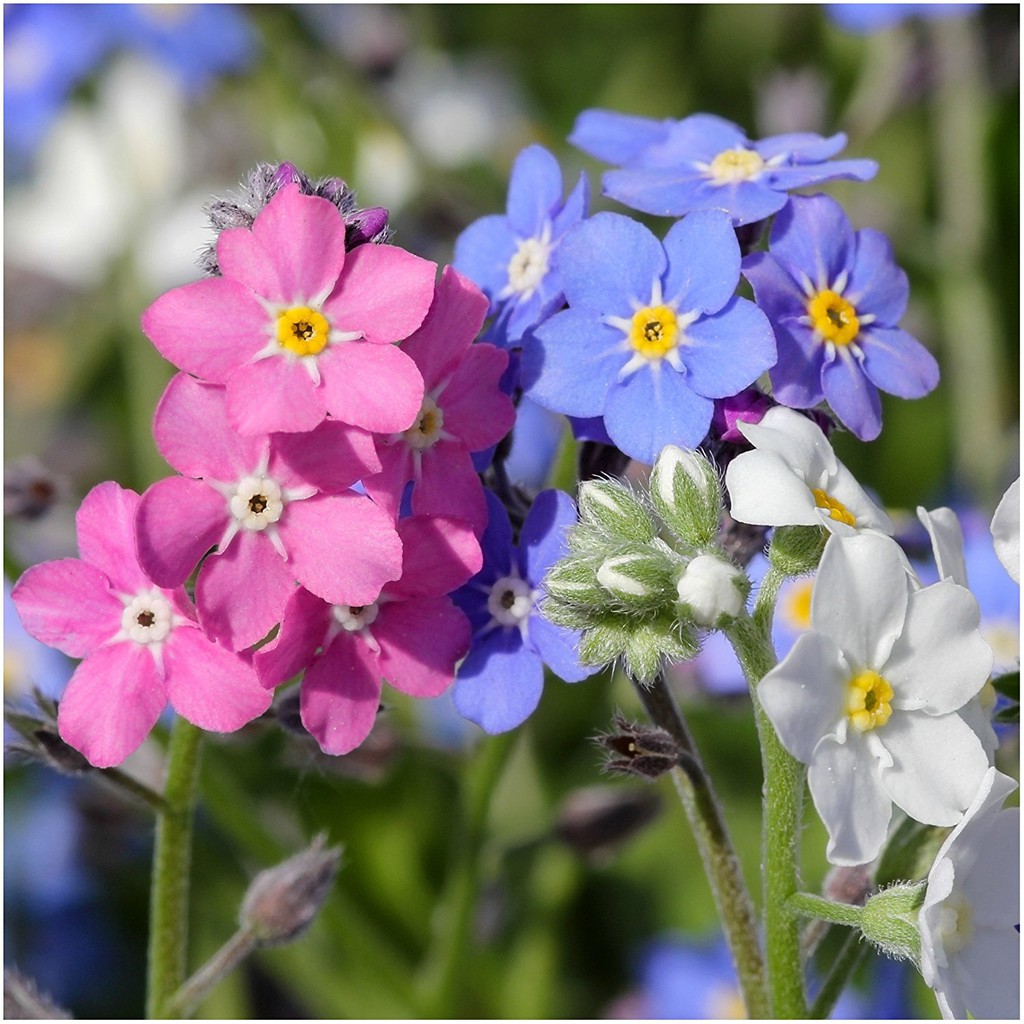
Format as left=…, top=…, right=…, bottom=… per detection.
left=711, top=388, right=773, bottom=444
left=4, top=690, right=90, bottom=775
left=272, top=162, right=309, bottom=192
left=345, top=206, right=390, bottom=247
left=597, top=713, right=680, bottom=779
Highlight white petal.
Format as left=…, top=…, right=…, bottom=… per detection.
left=957, top=926, right=1020, bottom=1020
left=810, top=533, right=908, bottom=670
left=957, top=697, right=998, bottom=762
left=757, top=631, right=847, bottom=763
left=824, top=460, right=894, bottom=534
left=960, top=809, right=1020, bottom=929
left=880, top=712, right=990, bottom=826
left=917, top=506, right=967, bottom=586
left=807, top=737, right=892, bottom=866
left=736, top=406, right=836, bottom=482
left=990, top=477, right=1020, bottom=584
left=725, top=448, right=820, bottom=527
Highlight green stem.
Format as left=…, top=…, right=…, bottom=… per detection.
left=634, top=676, right=769, bottom=1019
left=725, top=593, right=808, bottom=1019
left=102, top=766, right=171, bottom=815
left=146, top=717, right=204, bottom=1019
left=417, top=731, right=518, bottom=1016
left=787, top=892, right=864, bottom=928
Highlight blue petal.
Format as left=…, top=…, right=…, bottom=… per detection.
left=452, top=215, right=517, bottom=303
left=506, top=144, right=564, bottom=236
left=845, top=228, right=909, bottom=325
left=503, top=398, right=566, bottom=491
left=519, top=488, right=578, bottom=584
left=452, top=628, right=544, bottom=733
left=860, top=326, right=940, bottom=398
left=604, top=365, right=713, bottom=462
left=662, top=210, right=740, bottom=314
left=523, top=308, right=624, bottom=417
left=681, top=297, right=777, bottom=399
left=567, top=415, right=613, bottom=444
left=558, top=212, right=665, bottom=313
left=479, top=489, right=515, bottom=576
left=765, top=158, right=878, bottom=189
left=551, top=171, right=590, bottom=236
left=768, top=195, right=855, bottom=292
left=527, top=615, right=595, bottom=683
left=645, top=113, right=748, bottom=167
left=741, top=250, right=808, bottom=323
left=569, top=108, right=670, bottom=165
left=754, top=131, right=848, bottom=163
left=821, top=349, right=883, bottom=440
left=768, top=322, right=827, bottom=408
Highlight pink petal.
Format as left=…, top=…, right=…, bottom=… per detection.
left=216, top=225, right=285, bottom=301
left=440, top=344, right=516, bottom=451
left=164, top=625, right=272, bottom=730
left=280, top=492, right=402, bottom=607
left=57, top=642, right=168, bottom=767
left=401, top=265, right=489, bottom=386
left=271, top=420, right=380, bottom=494
left=253, top=587, right=332, bottom=689
left=388, top=514, right=482, bottom=599
left=319, top=342, right=424, bottom=433
left=12, top=559, right=123, bottom=657
left=375, top=596, right=470, bottom=698
left=300, top=634, right=383, bottom=755
left=153, top=374, right=264, bottom=480
left=141, top=276, right=269, bottom=383
left=323, top=243, right=436, bottom=345
left=196, top=531, right=295, bottom=651
left=225, top=357, right=327, bottom=436
left=249, top=185, right=348, bottom=303
left=136, top=477, right=227, bottom=588
left=412, top=442, right=488, bottom=536
left=75, top=481, right=150, bottom=593
left=359, top=442, right=413, bottom=522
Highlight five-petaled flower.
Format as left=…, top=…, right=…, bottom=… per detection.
left=522, top=210, right=776, bottom=464
left=742, top=194, right=939, bottom=440
left=569, top=109, right=877, bottom=226
left=758, top=532, right=993, bottom=865
left=11, top=482, right=270, bottom=767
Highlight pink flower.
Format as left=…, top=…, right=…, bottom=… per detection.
left=136, top=373, right=402, bottom=651
left=362, top=266, right=516, bottom=534
left=11, top=482, right=271, bottom=767
left=141, top=184, right=436, bottom=437
left=254, top=514, right=482, bottom=755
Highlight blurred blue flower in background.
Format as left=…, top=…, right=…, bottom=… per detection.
left=826, top=3, right=980, bottom=34
left=5, top=577, right=72, bottom=704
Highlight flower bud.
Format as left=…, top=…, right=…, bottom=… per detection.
left=675, top=554, right=748, bottom=627
left=624, top=614, right=700, bottom=685
left=768, top=525, right=827, bottom=576
left=598, top=714, right=680, bottom=779
left=577, top=479, right=657, bottom=544
left=543, top=554, right=607, bottom=608
left=649, top=444, right=723, bottom=548
left=595, top=547, right=678, bottom=611
left=554, top=785, right=661, bottom=856
left=859, top=881, right=925, bottom=963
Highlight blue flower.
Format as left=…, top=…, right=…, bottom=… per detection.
left=742, top=193, right=939, bottom=441
left=522, top=210, right=776, bottom=464
left=827, top=3, right=979, bottom=34
left=570, top=109, right=877, bottom=227
left=452, top=489, right=597, bottom=733
left=453, top=144, right=588, bottom=348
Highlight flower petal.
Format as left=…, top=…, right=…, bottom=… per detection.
left=820, top=347, right=882, bottom=441
left=506, top=144, right=564, bottom=236
left=527, top=615, right=593, bottom=683
left=438, top=343, right=515, bottom=451
left=956, top=926, right=1020, bottom=1021
left=569, top=108, right=671, bottom=165
left=388, top=514, right=482, bottom=599
left=452, top=215, right=517, bottom=304
left=225, top=357, right=327, bottom=436
left=844, top=228, right=908, bottom=324
left=768, top=194, right=855, bottom=292
left=375, top=597, right=471, bottom=697
left=411, top=443, right=488, bottom=537
left=662, top=210, right=740, bottom=314
left=519, top=488, right=578, bottom=584
left=253, top=586, right=332, bottom=689
left=725, top=449, right=821, bottom=527
left=271, top=419, right=380, bottom=493
left=319, top=341, right=424, bottom=433
left=452, top=628, right=543, bottom=733
left=859, top=326, right=940, bottom=400
left=960, top=809, right=1020, bottom=929
left=75, top=481, right=150, bottom=593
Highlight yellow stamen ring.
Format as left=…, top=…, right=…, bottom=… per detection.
left=629, top=305, right=679, bottom=360
left=846, top=669, right=894, bottom=732
left=277, top=306, right=330, bottom=357
left=812, top=488, right=856, bottom=528
left=707, top=147, right=765, bottom=185
left=808, top=289, right=860, bottom=347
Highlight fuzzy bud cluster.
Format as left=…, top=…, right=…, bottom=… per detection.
left=541, top=446, right=750, bottom=684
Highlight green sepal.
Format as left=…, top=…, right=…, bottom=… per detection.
left=577, top=478, right=657, bottom=544
left=768, top=524, right=827, bottom=576
left=859, top=881, right=925, bottom=963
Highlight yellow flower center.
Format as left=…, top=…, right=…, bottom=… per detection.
left=629, top=305, right=679, bottom=360
left=277, top=306, right=330, bottom=357
left=781, top=579, right=814, bottom=631
left=707, top=147, right=765, bottom=185
left=846, top=669, right=894, bottom=732
left=811, top=488, right=856, bottom=528
left=808, top=289, right=860, bottom=347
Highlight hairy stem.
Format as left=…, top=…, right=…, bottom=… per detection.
left=167, top=929, right=256, bottom=1019
left=787, top=892, right=865, bottom=928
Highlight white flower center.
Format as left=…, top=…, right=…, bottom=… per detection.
left=332, top=602, right=380, bottom=633
left=403, top=396, right=445, bottom=450
left=487, top=575, right=535, bottom=627
left=506, top=236, right=551, bottom=299
left=229, top=476, right=284, bottom=531
left=121, top=589, right=174, bottom=645
left=935, top=888, right=974, bottom=955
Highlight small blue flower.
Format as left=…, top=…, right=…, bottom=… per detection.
left=454, top=144, right=588, bottom=348
left=742, top=193, right=939, bottom=441
left=522, top=210, right=776, bottom=464
left=827, top=3, right=979, bottom=34
left=570, top=109, right=877, bottom=226
left=452, top=489, right=597, bottom=733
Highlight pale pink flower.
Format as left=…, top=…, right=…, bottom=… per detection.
left=136, top=373, right=401, bottom=651
left=255, top=514, right=482, bottom=755
left=11, top=482, right=271, bottom=767
left=141, top=184, right=435, bottom=436
left=362, top=266, right=516, bottom=534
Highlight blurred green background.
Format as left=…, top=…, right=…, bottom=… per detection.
left=4, top=4, right=1018, bottom=1019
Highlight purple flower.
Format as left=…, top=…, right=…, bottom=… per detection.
left=522, top=210, right=776, bottom=464
left=451, top=489, right=597, bottom=733
left=570, top=109, right=877, bottom=226
left=453, top=144, right=588, bottom=348
left=742, top=194, right=939, bottom=440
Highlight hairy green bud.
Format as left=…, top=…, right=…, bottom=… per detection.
left=543, top=554, right=607, bottom=608
left=595, top=546, right=679, bottom=611
left=577, top=478, right=657, bottom=544
left=768, top=524, right=827, bottom=577
left=649, top=444, right=723, bottom=548
left=860, top=881, right=925, bottom=963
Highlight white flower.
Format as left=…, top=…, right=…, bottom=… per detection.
left=990, top=477, right=1020, bottom=584
left=724, top=407, right=893, bottom=537
left=919, top=767, right=1019, bottom=1020
left=676, top=555, right=747, bottom=627
left=758, top=533, right=993, bottom=865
